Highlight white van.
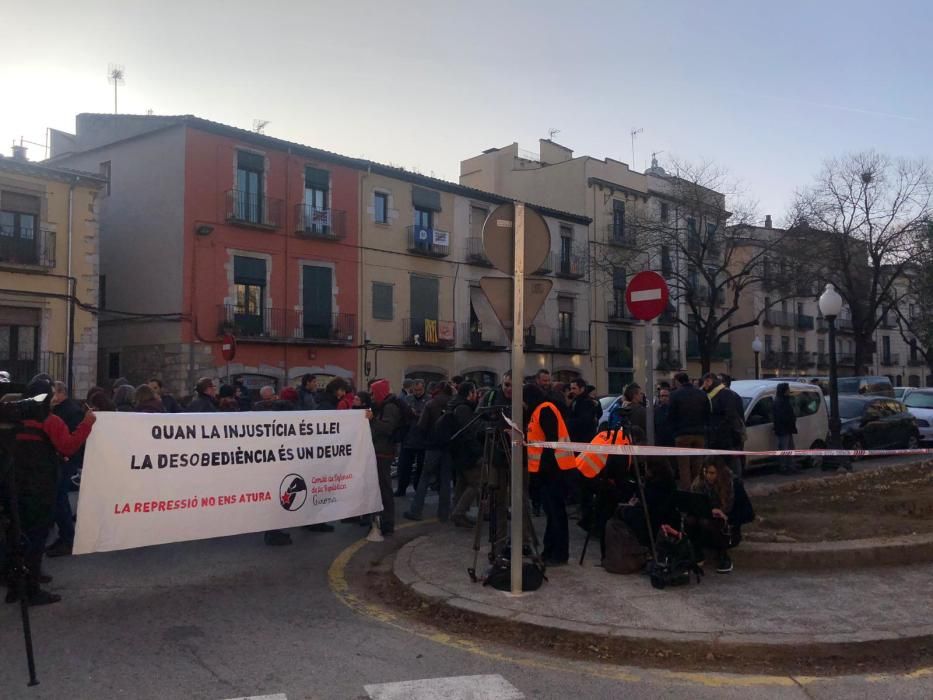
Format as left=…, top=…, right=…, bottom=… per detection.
left=731, top=380, right=830, bottom=469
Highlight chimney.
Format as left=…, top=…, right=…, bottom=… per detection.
left=11, top=144, right=27, bottom=161
left=764, top=214, right=772, bottom=229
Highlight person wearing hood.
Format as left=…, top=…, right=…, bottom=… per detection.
left=369, top=379, right=399, bottom=535
left=187, top=377, right=217, bottom=413
left=6, top=377, right=95, bottom=605
left=113, top=384, right=136, bottom=412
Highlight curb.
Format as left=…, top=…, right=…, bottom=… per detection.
left=736, top=532, right=933, bottom=569
left=392, top=535, right=933, bottom=662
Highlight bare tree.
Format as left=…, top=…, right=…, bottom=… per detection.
left=895, top=227, right=933, bottom=380
left=790, top=152, right=932, bottom=374
left=592, top=161, right=799, bottom=374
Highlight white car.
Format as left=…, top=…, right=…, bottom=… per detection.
left=731, top=380, right=830, bottom=470
left=599, top=395, right=619, bottom=427
left=902, top=389, right=933, bottom=444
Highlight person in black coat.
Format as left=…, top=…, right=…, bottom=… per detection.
left=566, top=379, right=600, bottom=444
left=668, top=372, right=711, bottom=489
left=773, top=382, right=798, bottom=474
left=703, top=373, right=744, bottom=475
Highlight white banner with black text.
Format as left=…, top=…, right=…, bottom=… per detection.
left=73, top=410, right=381, bottom=554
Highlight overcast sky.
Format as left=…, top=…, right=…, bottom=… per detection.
left=3, top=0, right=930, bottom=221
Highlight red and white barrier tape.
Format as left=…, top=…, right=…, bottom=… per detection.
left=528, top=440, right=933, bottom=460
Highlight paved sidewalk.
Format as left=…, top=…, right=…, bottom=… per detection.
left=394, top=522, right=933, bottom=647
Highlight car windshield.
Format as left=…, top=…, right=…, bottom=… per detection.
left=838, top=398, right=866, bottom=419
left=905, top=393, right=933, bottom=409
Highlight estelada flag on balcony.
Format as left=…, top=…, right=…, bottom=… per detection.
left=424, top=319, right=438, bottom=344
left=438, top=321, right=455, bottom=342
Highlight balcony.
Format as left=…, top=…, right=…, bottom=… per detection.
left=403, top=318, right=455, bottom=347
left=881, top=353, right=900, bottom=367
left=295, top=205, right=346, bottom=241
left=553, top=250, right=586, bottom=279
left=836, top=318, right=854, bottom=333
left=658, top=307, right=678, bottom=325
left=686, top=340, right=732, bottom=360
left=880, top=315, right=897, bottom=330
left=764, top=309, right=796, bottom=328
left=656, top=351, right=682, bottom=371
left=816, top=353, right=829, bottom=369
left=687, top=285, right=726, bottom=307
left=761, top=351, right=781, bottom=370
left=796, top=351, right=815, bottom=368
left=218, top=305, right=354, bottom=344
left=225, top=190, right=283, bottom=229
left=524, top=325, right=554, bottom=350
left=817, top=317, right=828, bottom=333
left=909, top=357, right=926, bottom=367
left=458, top=322, right=505, bottom=350
left=0, top=227, right=56, bottom=268
left=838, top=353, right=856, bottom=366
left=407, top=226, right=450, bottom=257
left=2, top=351, right=65, bottom=384
left=607, top=299, right=638, bottom=323
left=466, top=237, right=492, bottom=266
left=533, top=253, right=553, bottom=274
left=553, top=328, right=589, bottom=353
left=797, top=314, right=815, bottom=331
left=606, top=224, right=637, bottom=248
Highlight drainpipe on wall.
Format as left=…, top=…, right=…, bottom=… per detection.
left=359, top=165, right=370, bottom=382
left=66, top=181, right=76, bottom=391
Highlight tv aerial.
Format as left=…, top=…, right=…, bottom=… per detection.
left=107, top=64, right=125, bottom=114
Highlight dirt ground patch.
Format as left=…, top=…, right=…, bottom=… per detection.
left=747, top=462, right=933, bottom=542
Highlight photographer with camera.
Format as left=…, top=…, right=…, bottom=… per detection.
left=4, top=377, right=95, bottom=605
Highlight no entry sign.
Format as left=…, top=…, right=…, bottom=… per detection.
left=625, top=271, right=670, bottom=321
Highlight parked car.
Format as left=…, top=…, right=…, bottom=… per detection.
left=810, top=375, right=895, bottom=398
left=894, top=387, right=908, bottom=400
left=900, top=389, right=933, bottom=444
left=599, top=395, right=619, bottom=427
left=833, top=395, right=920, bottom=454
left=731, top=380, right=829, bottom=469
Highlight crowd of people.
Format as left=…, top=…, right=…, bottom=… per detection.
left=1, top=365, right=770, bottom=606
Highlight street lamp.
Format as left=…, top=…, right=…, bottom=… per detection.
left=752, top=336, right=763, bottom=380
left=818, top=283, right=850, bottom=471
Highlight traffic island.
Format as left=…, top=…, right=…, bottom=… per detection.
left=373, top=524, right=933, bottom=674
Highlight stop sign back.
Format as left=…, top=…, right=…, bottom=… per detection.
left=625, top=271, right=670, bottom=321
left=221, top=334, right=237, bottom=362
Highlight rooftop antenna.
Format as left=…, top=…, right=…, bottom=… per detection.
left=146, top=108, right=154, bottom=116
left=107, top=64, right=125, bottom=114
left=252, top=119, right=270, bottom=134
left=547, top=128, right=561, bottom=141
left=630, top=128, right=643, bottom=167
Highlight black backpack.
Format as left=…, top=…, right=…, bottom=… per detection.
left=433, top=406, right=459, bottom=445
left=483, top=557, right=547, bottom=592
left=648, top=528, right=703, bottom=589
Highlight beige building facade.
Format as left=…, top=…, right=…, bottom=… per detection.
left=0, top=149, right=103, bottom=395
left=358, top=167, right=593, bottom=390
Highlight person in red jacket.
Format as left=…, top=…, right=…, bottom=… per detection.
left=7, top=377, right=95, bottom=605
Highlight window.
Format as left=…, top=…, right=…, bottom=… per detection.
left=612, top=200, right=626, bottom=242
left=233, top=256, right=266, bottom=335
left=765, top=335, right=773, bottom=354
left=99, top=275, right=106, bottom=310
left=470, top=206, right=487, bottom=237
left=372, top=282, right=393, bottom=320
left=108, top=352, right=121, bottom=380
left=781, top=336, right=790, bottom=353
left=560, top=230, right=573, bottom=274
left=797, top=302, right=804, bottom=318
left=0, top=192, right=40, bottom=265
left=558, top=296, right=574, bottom=347
left=687, top=266, right=699, bottom=290
left=660, top=202, right=669, bottom=222
left=235, top=151, right=264, bottom=223
left=882, top=336, right=891, bottom=363
left=607, top=329, right=634, bottom=394
left=99, top=161, right=111, bottom=195
left=612, top=268, right=626, bottom=315
left=911, top=339, right=918, bottom=362
left=795, top=392, right=822, bottom=417
left=747, top=396, right=774, bottom=426
left=374, top=193, right=389, bottom=224
left=661, top=245, right=672, bottom=276
left=687, top=217, right=698, bottom=250
left=303, top=167, right=329, bottom=234
left=414, top=206, right=432, bottom=230
left=818, top=338, right=826, bottom=354
left=797, top=337, right=806, bottom=356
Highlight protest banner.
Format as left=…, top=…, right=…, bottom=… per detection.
left=73, top=410, right=382, bottom=554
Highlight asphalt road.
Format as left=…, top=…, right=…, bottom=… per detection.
left=1, top=456, right=931, bottom=700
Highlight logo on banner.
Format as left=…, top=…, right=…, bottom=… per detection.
left=279, top=474, right=308, bottom=511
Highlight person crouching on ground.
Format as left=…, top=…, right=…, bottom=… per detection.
left=689, top=457, right=735, bottom=574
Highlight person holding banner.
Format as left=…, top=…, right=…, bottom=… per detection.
left=6, top=377, right=96, bottom=605
left=368, top=379, right=399, bottom=536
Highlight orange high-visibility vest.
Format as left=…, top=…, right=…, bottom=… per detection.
left=576, top=428, right=631, bottom=478
left=526, top=402, right=576, bottom=472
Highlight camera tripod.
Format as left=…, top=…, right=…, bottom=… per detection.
left=464, top=418, right=544, bottom=583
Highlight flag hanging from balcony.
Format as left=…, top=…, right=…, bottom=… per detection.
left=438, top=321, right=455, bottom=342
left=424, top=319, right=438, bottom=344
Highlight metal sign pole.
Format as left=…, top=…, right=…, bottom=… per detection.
left=510, top=203, right=526, bottom=595
left=645, top=321, right=655, bottom=445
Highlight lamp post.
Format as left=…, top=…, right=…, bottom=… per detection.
left=752, top=336, right=763, bottom=380
left=818, top=283, right=849, bottom=471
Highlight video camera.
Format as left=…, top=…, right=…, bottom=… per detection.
left=0, top=393, right=51, bottom=425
